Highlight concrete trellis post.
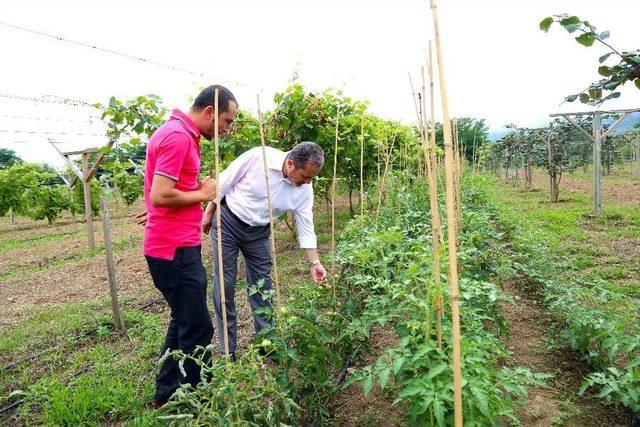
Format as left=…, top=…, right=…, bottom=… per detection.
left=550, top=107, right=640, bottom=216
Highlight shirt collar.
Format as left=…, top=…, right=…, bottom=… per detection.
left=267, top=149, right=294, bottom=185
left=267, top=149, right=288, bottom=171
left=170, top=109, right=201, bottom=140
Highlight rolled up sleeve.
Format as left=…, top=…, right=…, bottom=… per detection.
left=154, top=132, right=190, bottom=181
left=294, top=186, right=317, bottom=249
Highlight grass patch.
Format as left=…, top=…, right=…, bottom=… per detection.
left=0, top=235, right=142, bottom=281
left=1, top=200, right=355, bottom=425
left=0, top=229, right=84, bottom=252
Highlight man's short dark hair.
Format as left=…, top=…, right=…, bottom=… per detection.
left=288, top=141, right=324, bottom=168
left=192, top=85, right=237, bottom=112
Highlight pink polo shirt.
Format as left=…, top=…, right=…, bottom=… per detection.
left=143, top=109, right=203, bottom=260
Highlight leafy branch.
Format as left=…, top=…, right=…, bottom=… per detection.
left=540, top=14, right=640, bottom=106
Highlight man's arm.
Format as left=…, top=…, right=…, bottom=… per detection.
left=150, top=174, right=216, bottom=207
left=304, top=248, right=327, bottom=284
left=295, top=187, right=326, bottom=284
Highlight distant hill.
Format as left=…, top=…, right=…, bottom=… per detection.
left=609, top=111, right=640, bottom=135
left=487, top=111, right=640, bottom=141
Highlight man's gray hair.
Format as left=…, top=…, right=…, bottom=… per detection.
left=287, top=141, right=324, bottom=168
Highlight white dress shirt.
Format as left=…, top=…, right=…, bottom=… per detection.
left=219, top=146, right=317, bottom=249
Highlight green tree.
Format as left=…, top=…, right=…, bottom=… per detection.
left=0, top=163, right=42, bottom=219
left=0, top=148, right=22, bottom=169
left=109, top=160, right=143, bottom=206
left=94, top=94, right=167, bottom=205
left=23, top=183, right=69, bottom=225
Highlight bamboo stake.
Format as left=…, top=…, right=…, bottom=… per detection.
left=377, top=139, right=381, bottom=188
left=471, top=129, right=478, bottom=173
left=453, top=120, right=463, bottom=230
left=331, top=107, right=340, bottom=300
left=256, top=94, right=286, bottom=356
left=214, top=89, right=231, bottom=364
left=429, top=0, right=464, bottom=424
left=423, top=57, right=444, bottom=349
left=375, top=132, right=398, bottom=227
left=451, top=120, right=459, bottom=227
left=360, top=114, right=365, bottom=216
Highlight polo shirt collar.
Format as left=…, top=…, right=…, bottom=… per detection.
left=170, top=109, right=201, bottom=140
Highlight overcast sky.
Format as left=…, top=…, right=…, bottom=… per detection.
left=1, top=0, right=639, bottom=167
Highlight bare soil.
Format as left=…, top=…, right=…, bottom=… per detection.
left=0, top=217, right=140, bottom=277
left=501, top=277, right=633, bottom=426
left=330, top=326, right=406, bottom=426
left=530, top=171, right=640, bottom=208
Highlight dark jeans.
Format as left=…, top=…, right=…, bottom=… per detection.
left=145, top=246, right=214, bottom=403
left=211, top=200, right=274, bottom=354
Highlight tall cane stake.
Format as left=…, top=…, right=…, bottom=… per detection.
left=423, top=58, right=444, bottom=349
left=256, top=94, right=286, bottom=359
left=331, top=108, right=339, bottom=300
left=375, top=132, right=397, bottom=227
left=360, top=114, right=365, bottom=217
left=429, top=0, right=464, bottom=424
left=214, top=89, right=230, bottom=364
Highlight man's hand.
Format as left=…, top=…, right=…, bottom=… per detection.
left=199, top=178, right=217, bottom=202
left=310, top=262, right=327, bottom=284
left=202, top=211, right=213, bottom=235
left=135, top=210, right=147, bottom=226
left=202, top=201, right=218, bottom=235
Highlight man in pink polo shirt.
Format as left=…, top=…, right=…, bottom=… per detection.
left=143, top=85, right=237, bottom=408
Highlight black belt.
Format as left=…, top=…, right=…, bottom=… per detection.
left=221, top=198, right=250, bottom=227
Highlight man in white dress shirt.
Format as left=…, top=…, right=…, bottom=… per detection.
left=202, top=141, right=327, bottom=358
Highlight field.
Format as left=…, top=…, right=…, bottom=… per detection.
left=1, top=164, right=639, bottom=425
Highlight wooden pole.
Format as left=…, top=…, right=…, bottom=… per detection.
left=360, top=114, right=365, bottom=216
left=547, top=134, right=556, bottom=202
left=331, top=108, right=340, bottom=299
left=423, top=58, right=444, bottom=349
left=633, top=137, right=640, bottom=180
left=593, top=112, right=602, bottom=216
left=256, top=95, right=286, bottom=351
left=100, top=197, right=125, bottom=333
left=429, top=0, right=463, bottom=424
left=214, top=89, right=231, bottom=364
left=81, top=153, right=95, bottom=251
left=68, top=185, right=76, bottom=223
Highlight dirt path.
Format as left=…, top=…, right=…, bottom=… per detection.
left=501, top=277, right=633, bottom=426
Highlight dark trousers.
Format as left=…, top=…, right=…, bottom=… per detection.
left=211, top=201, right=274, bottom=354
left=145, top=246, right=214, bottom=403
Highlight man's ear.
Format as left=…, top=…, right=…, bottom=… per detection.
left=203, top=105, right=215, bottom=120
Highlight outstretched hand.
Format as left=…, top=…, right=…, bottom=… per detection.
left=135, top=210, right=147, bottom=226
left=310, top=262, right=327, bottom=284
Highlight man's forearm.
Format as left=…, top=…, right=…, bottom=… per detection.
left=152, top=188, right=206, bottom=207
left=204, top=199, right=218, bottom=216
left=304, top=248, right=320, bottom=264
